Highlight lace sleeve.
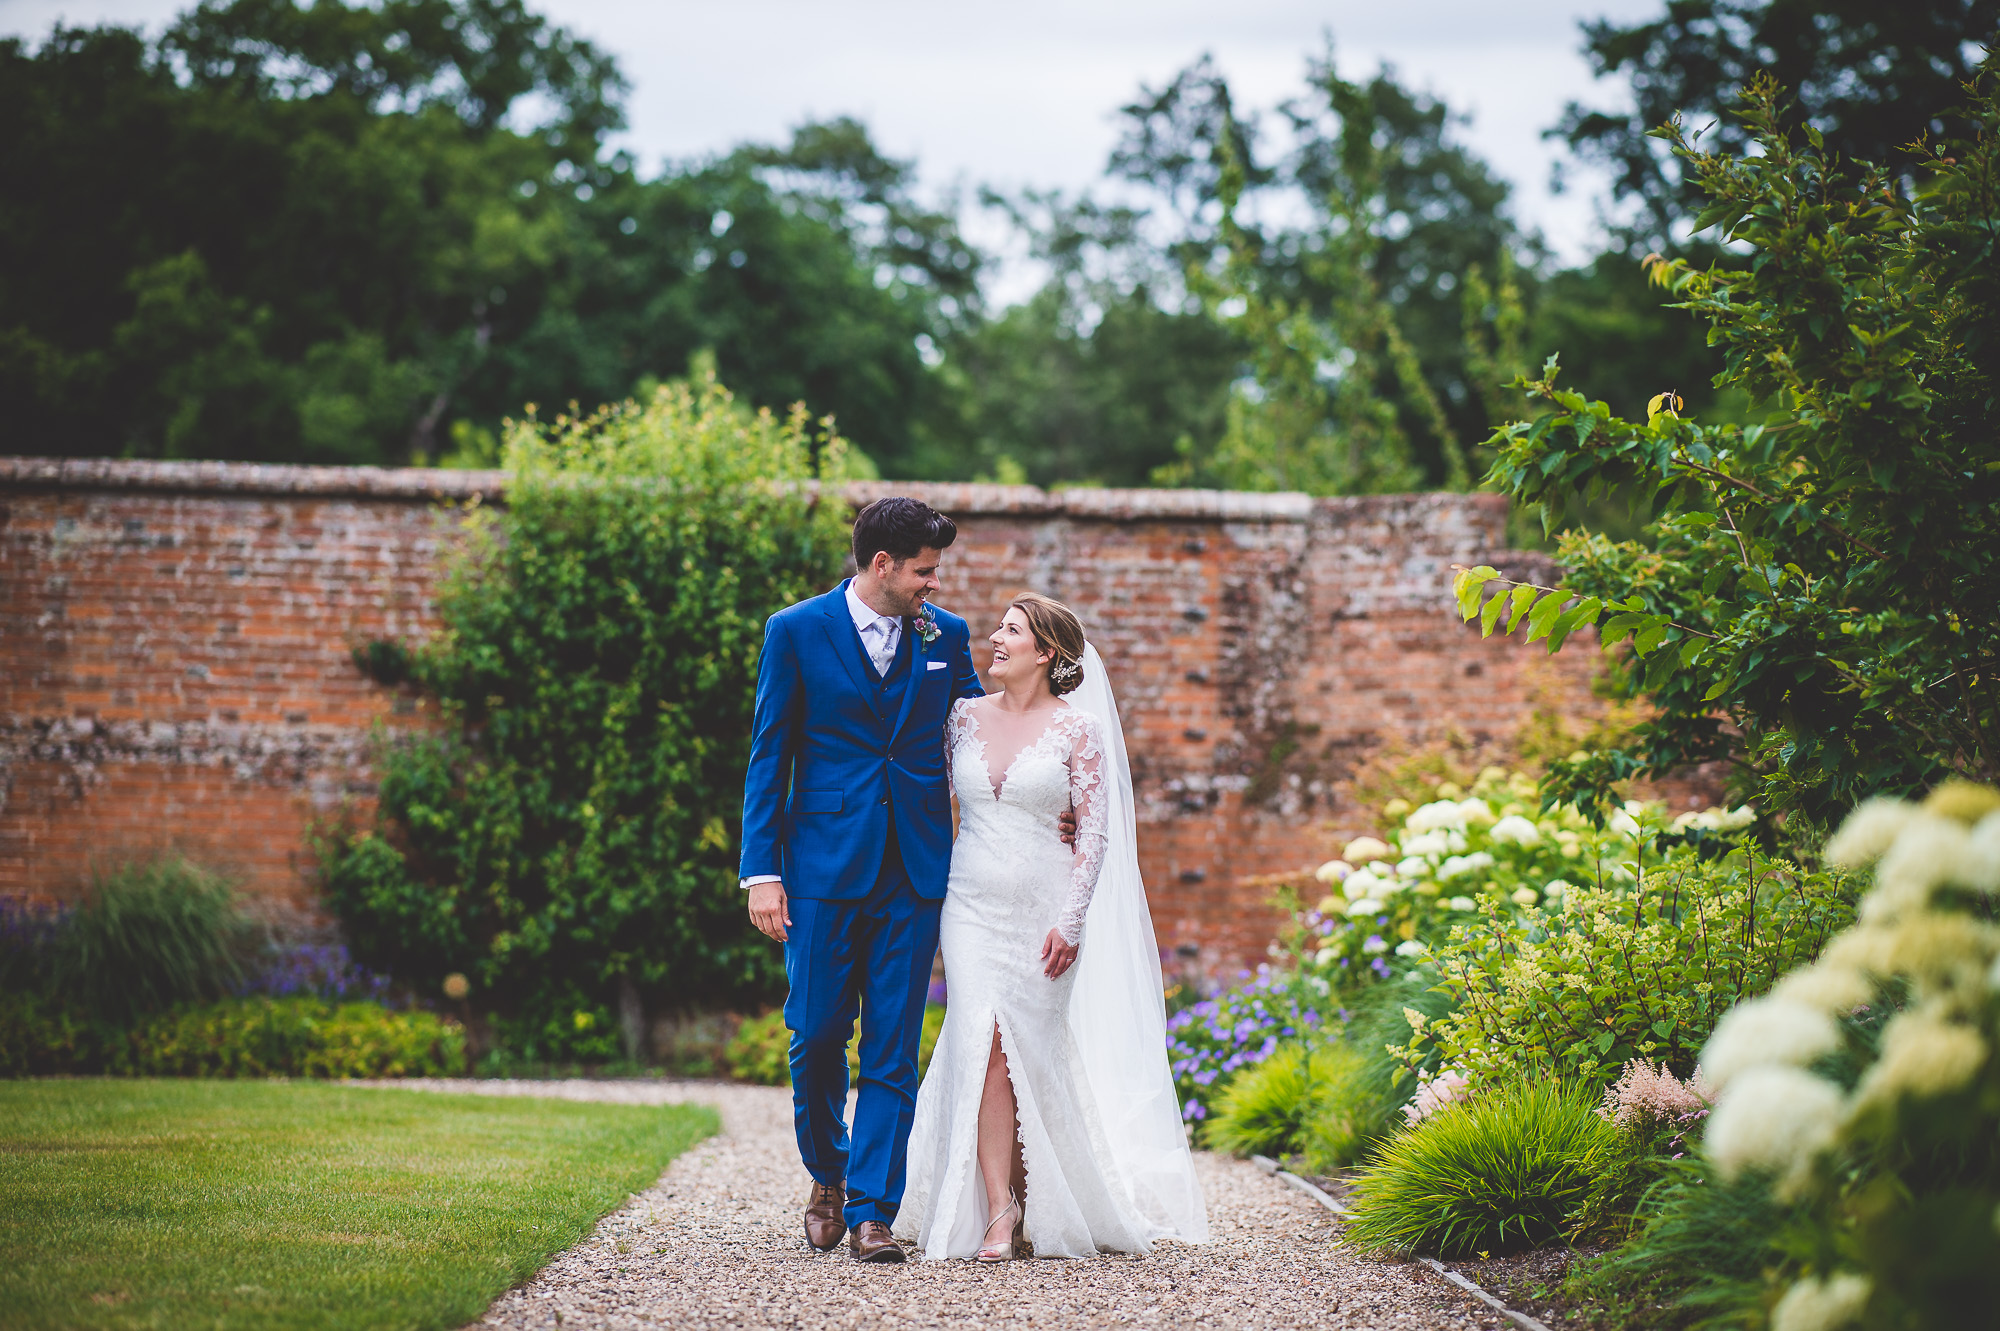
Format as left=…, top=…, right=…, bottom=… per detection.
left=1057, top=709, right=1111, bottom=946
left=947, top=696, right=976, bottom=753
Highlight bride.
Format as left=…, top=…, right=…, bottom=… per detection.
left=895, top=592, right=1208, bottom=1261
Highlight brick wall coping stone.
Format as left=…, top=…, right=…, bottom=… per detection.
left=0, top=456, right=1432, bottom=523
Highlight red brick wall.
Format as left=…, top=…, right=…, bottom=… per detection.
left=1, top=459, right=1600, bottom=972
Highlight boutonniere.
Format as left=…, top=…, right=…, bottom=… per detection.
left=912, top=603, right=941, bottom=646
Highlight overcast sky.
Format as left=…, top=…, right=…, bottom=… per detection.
left=2, top=0, right=1662, bottom=288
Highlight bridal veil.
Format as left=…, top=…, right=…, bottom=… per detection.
left=1062, top=643, right=1210, bottom=1244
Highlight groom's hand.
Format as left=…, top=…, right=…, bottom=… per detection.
left=748, top=881, right=791, bottom=942
left=1058, top=807, right=1078, bottom=848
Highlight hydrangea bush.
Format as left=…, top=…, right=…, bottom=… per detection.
left=1277, top=765, right=1756, bottom=1002
left=1698, top=782, right=2000, bottom=1328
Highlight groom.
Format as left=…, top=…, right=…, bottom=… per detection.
left=739, top=497, right=985, bottom=1262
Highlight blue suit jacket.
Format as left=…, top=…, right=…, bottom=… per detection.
left=739, top=581, right=983, bottom=901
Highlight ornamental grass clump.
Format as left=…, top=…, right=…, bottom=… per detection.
left=1693, top=781, right=2000, bottom=1327
left=1344, top=1079, right=1622, bottom=1256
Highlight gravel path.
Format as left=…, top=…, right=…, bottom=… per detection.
left=367, top=1079, right=1519, bottom=1330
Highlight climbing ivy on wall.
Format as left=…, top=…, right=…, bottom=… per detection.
left=319, top=373, right=853, bottom=1060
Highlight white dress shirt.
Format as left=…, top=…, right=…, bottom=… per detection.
left=742, top=582, right=902, bottom=890
left=846, top=579, right=902, bottom=677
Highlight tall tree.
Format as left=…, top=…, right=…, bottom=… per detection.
left=1109, top=51, right=1527, bottom=493
left=1557, top=0, right=2000, bottom=251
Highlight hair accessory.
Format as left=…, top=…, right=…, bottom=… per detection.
left=1049, top=656, right=1081, bottom=683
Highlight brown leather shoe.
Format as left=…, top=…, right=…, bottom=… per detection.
left=848, top=1219, right=904, bottom=1262
left=803, top=1180, right=846, bottom=1251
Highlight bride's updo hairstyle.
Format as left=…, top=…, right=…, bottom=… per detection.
left=1009, top=592, right=1087, bottom=696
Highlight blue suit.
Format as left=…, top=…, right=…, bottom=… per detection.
left=739, top=580, right=982, bottom=1227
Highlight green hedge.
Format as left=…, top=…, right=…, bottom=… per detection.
left=0, top=994, right=465, bottom=1079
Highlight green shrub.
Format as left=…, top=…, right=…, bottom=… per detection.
left=113, top=997, right=466, bottom=1078
left=50, top=857, right=249, bottom=1025
left=725, top=1003, right=947, bottom=1086
left=1344, top=1079, right=1622, bottom=1256
left=1689, top=783, right=2000, bottom=1327
left=0, top=991, right=106, bottom=1076
left=1299, top=1047, right=1406, bottom=1172
left=1394, top=846, right=1856, bottom=1089
left=319, top=373, right=856, bottom=1060
left=1566, top=1159, right=1788, bottom=1331
left=1204, top=1043, right=1330, bottom=1158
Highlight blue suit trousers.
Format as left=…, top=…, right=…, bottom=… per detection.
left=782, top=829, right=940, bottom=1228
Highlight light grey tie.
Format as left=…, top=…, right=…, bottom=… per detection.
left=864, top=617, right=898, bottom=675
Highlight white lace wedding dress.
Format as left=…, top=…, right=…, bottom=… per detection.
left=894, top=695, right=1155, bottom=1259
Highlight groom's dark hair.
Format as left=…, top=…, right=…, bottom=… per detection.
left=851, top=497, right=957, bottom=569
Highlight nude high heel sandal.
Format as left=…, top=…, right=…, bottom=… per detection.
left=976, top=1193, right=1021, bottom=1263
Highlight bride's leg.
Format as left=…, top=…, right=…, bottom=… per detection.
left=975, top=1022, right=1020, bottom=1232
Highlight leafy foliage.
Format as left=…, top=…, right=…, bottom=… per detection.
left=0, top=992, right=464, bottom=1078
left=1202, top=1042, right=1341, bottom=1159
left=1344, top=1080, right=1625, bottom=1256
left=723, top=1004, right=946, bottom=1086
left=1695, top=783, right=2000, bottom=1326
left=1164, top=967, right=1331, bottom=1129
left=0, top=3, right=971, bottom=470
left=1397, top=847, right=1856, bottom=1089
left=319, top=374, right=851, bottom=1059
left=1556, top=0, right=1998, bottom=250
left=45, top=857, right=250, bottom=1026
left=1460, top=73, right=2000, bottom=823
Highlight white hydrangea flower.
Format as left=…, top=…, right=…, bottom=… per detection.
left=1313, top=946, right=1336, bottom=966
left=1608, top=809, right=1642, bottom=838
left=1866, top=812, right=1973, bottom=917
left=1854, top=1011, right=1987, bottom=1110
left=1770, top=1272, right=1871, bottom=1331
left=1343, top=836, right=1391, bottom=863
left=1346, top=897, right=1385, bottom=918
left=1823, top=797, right=1921, bottom=870
left=1456, top=798, right=1496, bottom=828
left=1706, top=1064, right=1845, bottom=1190
left=1362, top=935, right=1390, bottom=955
left=1965, top=812, right=2000, bottom=893
left=1406, top=800, right=1469, bottom=834
left=1543, top=879, right=1571, bottom=898
left=1394, top=939, right=1428, bottom=957
left=1488, top=815, right=1542, bottom=847
left=1396, top=855, right=1433, bottom=878
left=1314, top=858, right=1354, bottom=884
left=1701, top=997, right=1841, bottom=1090
left=1400, top=832, right=1451, bottom=858
left=1772, top=964, right=1873, bottom=1014
left=1447, top=896, right=1477, bottom=911
left=1437, top=851, right=1493, bottom=881
left=1342, top=869, right=1383, bottom=901
left=1510, top=887, right=1539, bottom=906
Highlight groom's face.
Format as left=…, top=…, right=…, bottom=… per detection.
left=868, top=547, right=944, bottom=618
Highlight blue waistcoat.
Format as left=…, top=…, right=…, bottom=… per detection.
left=739, top=581, right=983, bottom=900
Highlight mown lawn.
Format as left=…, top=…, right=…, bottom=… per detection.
left=0, top=1080, right=717, bottom=1330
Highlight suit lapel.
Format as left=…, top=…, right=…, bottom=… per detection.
left=886, top=617, right=929, bottom=744
left=818, top=581, right=873, bottom=695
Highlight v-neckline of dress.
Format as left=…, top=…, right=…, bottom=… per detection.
left=963, top=699, right=1071, bottom=802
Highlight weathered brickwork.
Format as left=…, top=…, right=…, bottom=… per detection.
left=1, top=459, right=1600, bottom=974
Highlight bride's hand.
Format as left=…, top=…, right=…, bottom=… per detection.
left=1040, top=928, right=1079, bottom=979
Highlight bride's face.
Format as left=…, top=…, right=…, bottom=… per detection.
left=987, top=607, right=1052, bottom=687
